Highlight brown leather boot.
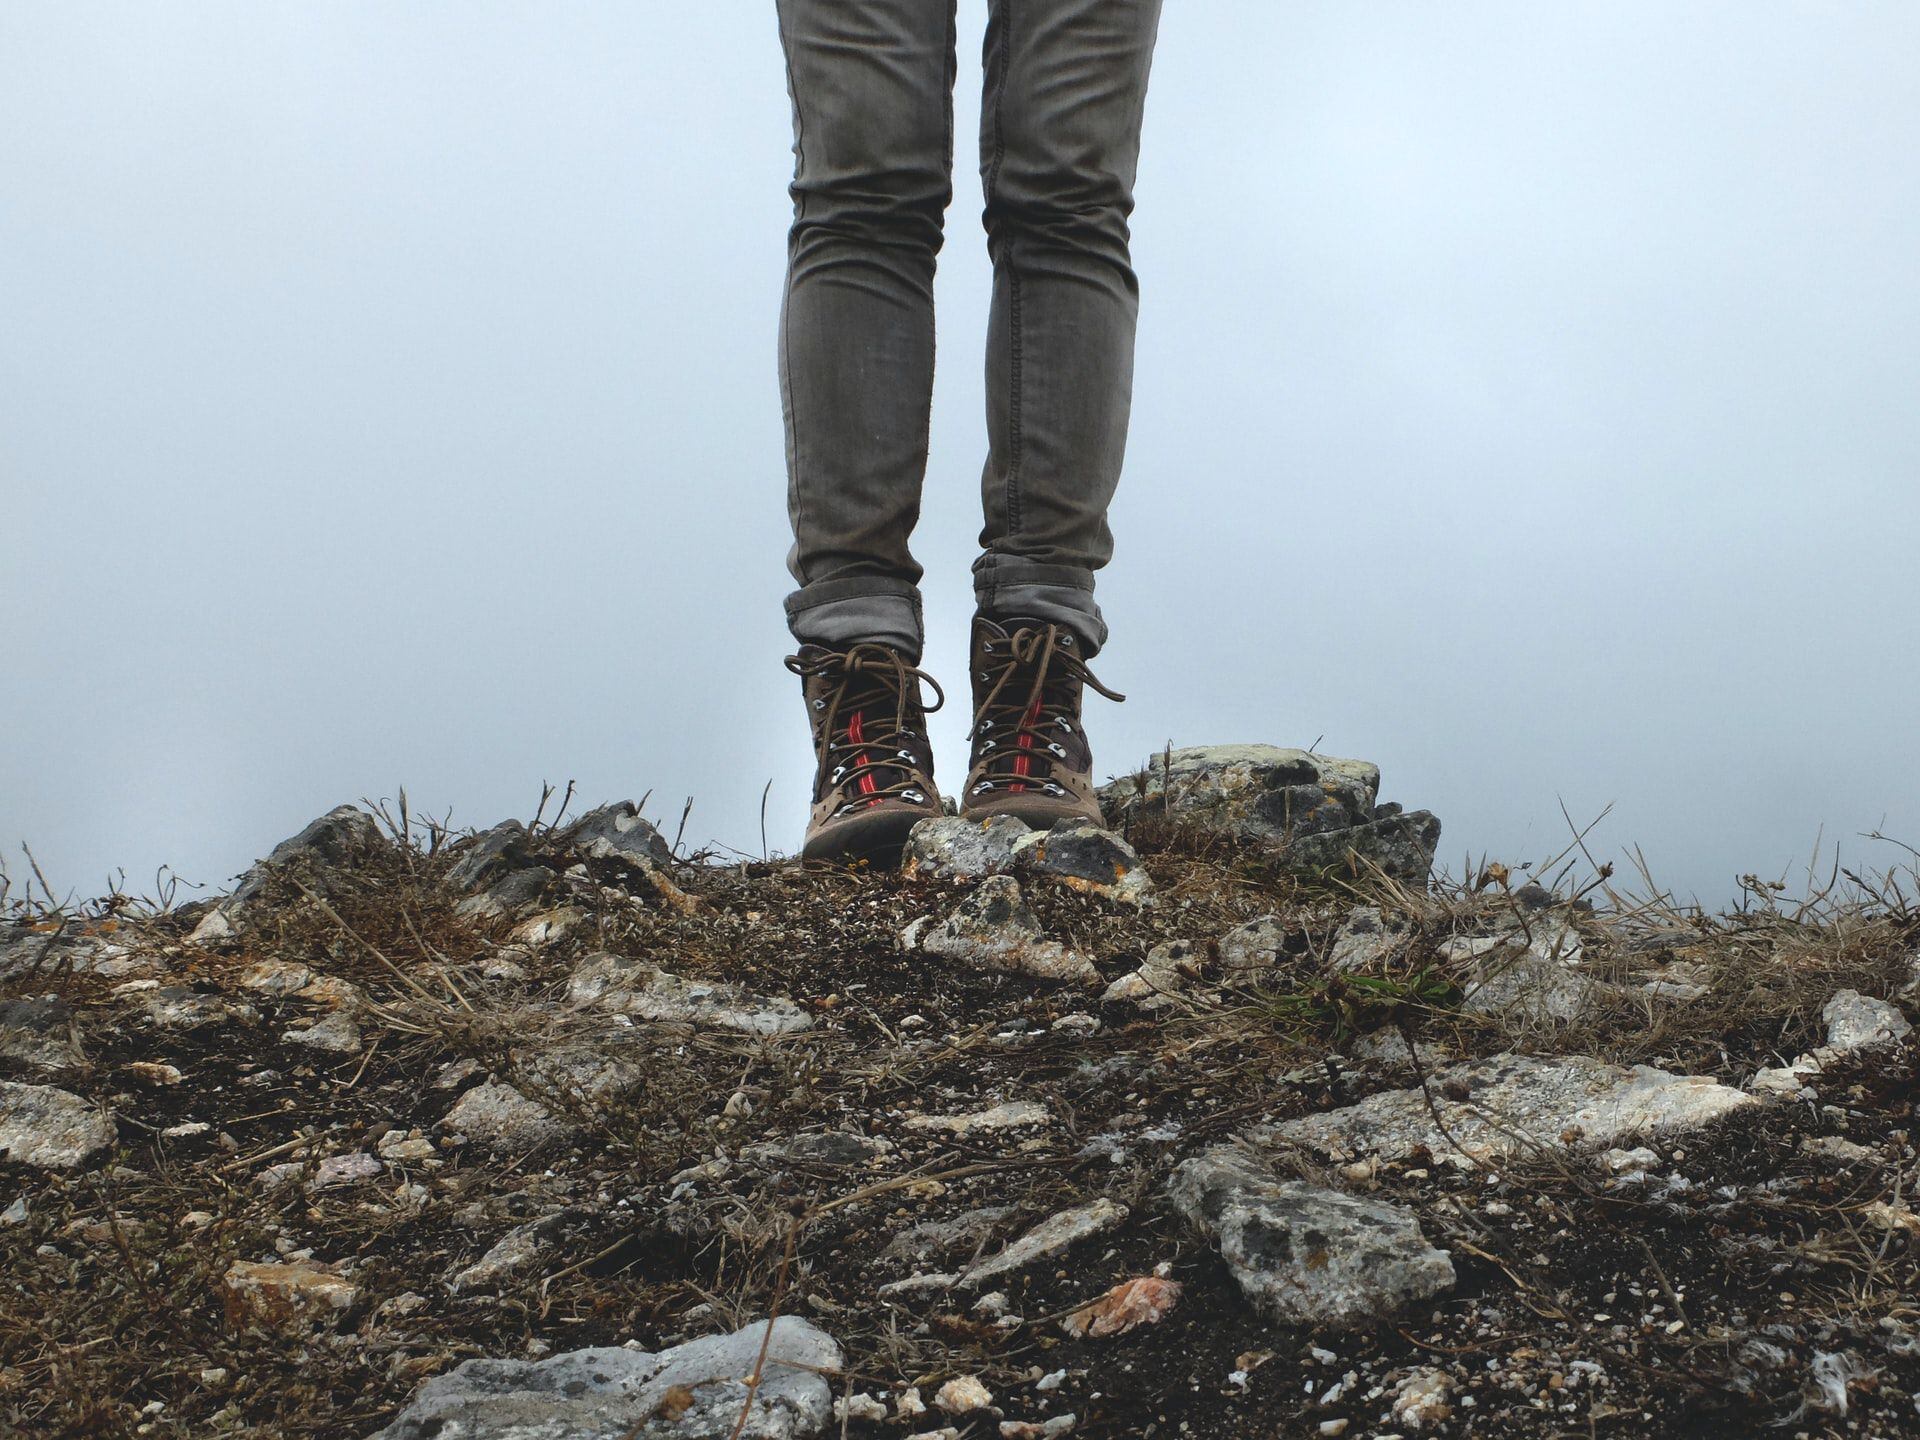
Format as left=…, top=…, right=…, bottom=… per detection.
left=786, top=642, right=945, bottom=865
left=961, top=617, right=1124, bottom=829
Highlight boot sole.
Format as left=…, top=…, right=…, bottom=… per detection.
left=800, top=805, right=938, bottom=868
left=959, top=793, right=1103, bottom=831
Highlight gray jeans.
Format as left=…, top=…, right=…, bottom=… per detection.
left=776, top=0, right=1162, bottom=661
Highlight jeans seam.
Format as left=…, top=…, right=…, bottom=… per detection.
left=776, top=0, right=808, bottom=586
left=985, top=1, right=1022, bottom=550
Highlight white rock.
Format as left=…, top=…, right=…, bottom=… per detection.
left=1219, top=915, right=1286, bottom=974
left=905, top=1101, right=1050, bottom=1136
left=1100, top=940, right=1199, bottom=1011
left=961, top=1198, right=1129, bottom=1285
left=1169, top=1147, right=1454, bottom=1329
left=1390, top=1367, right=1454, bottom=1430
left=371, top=1317, right=842, bottom=1440
left=0, top=1080, right=115, bottom=1169
left=442, top=1081, right=565, bottom=1150
left=915, top=876, right=1100, bottom=985
left=1259, top=1054, right=1756, bottom=1168
left=934, top=1376, right=993, bottom=1414
left=1821, top=990, right=1910, bottom=1054
left=281, top=1011, right=363, bottom=1055
left=904, top=815, right=1031, bottom=880
left=308, top=1151, right=383, bottom=1191
left=567, top=953, right=812, bottom=1036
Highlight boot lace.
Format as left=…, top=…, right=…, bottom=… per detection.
left=969, top=623, right=1123, bottom=797
left=785, top=644, right=944, bottom=816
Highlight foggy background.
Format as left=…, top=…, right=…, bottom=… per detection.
left=5, top=3, right=1917, bottom=911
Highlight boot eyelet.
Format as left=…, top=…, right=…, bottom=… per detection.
left=973, top=781, right=994, bottom=795
left=1048, top=742, right=1067, bottom=758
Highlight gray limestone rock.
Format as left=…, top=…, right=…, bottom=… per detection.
left=1101, top=939, right=1200, bottom=1010
left=914, top=876, right=1099, bottom=985
left=902, top=815, right=1031, bottom=881
left=446, top=820, right=535, bottom=893
left=960, top=1198, right=1129, bottom=1286
left=0, top=1079, right=116, bottom=1169
left=742, top=1131, right=890, bottom=1170
left=1099, top=745, right=1380, bottom=837
left=566, top=954, right=811, bottom=1036
left=370, top=1317, right=843, bottom=1440
left=193, top=805, right=388, bottom=939
left=0, top=996, right=84, bottom=1074
left=1258, top=1054, right=1756, bottom=1169
left=1457, top=925, right=1609, bottom=1027
left=1096, top=745, right=1438, bottom=883
left=1327, top=906, right=1410, bottom=973
left=560, top=802, right=676, bottom=869
left=442, top=1081, right=567, bottom=1150
left=1821, top=990, right=1911, bottom=1053
left=1011, top=822, right=1153, bottom=904
left=1218, top=915, right=1287, bottom=975
left=1169, top=1146, right=1455, bottom=1328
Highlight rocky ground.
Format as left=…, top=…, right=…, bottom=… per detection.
left=3, top=745, right=1918, bottom=1439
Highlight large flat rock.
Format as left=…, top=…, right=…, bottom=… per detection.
left=1170, top=1147, right=1455, bottom=1328
left=1257, top=1053, right=1756, bottom=1168
left=371, top=1317, right=842, bottom=1440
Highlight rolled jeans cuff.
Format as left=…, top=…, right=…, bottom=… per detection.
left=785, top=577, right=924, bottom=661
left=972, top=555, right=1109, bottom=657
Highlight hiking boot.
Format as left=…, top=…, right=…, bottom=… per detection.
left=786, top=642, right=945, bottom=865
left=961, top=616, right=1124, bottom=830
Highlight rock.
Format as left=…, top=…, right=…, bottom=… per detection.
left=1059, top=1276, right=1182, bottom=1337
left=0, top=1080, right=115, bottom=1169
left=457, top=867, right=553, bottom=922
left=1099, top=745, right=1439, bottom=883
left=0, top=997, right=83, bottom=1074
left=1169, top=1147, right=1455, bottom=1328
left=308, top=1151, right=383, bottom=1191
left=126, top=1061, right=185, bottom=1086
left=1748, top=990, right=1912, bottom=1100
left=934, top=1376, right=993, bottom=1414
left=914, top=877, right=1100, bottom=985
left=1259, top=1054, right=1756, bottom=1169
left=1458, top=925, right=1608, bottom=1026
left=1390, top=1367, right=1455, bottom=1430
left=1218, top=915, right=1287, bottom=975
left=220, top=1260, right=359, bottom=1330
left=904, top=1101, right=1050, bottom=1136
left=443, top=1081, right=566, bottom=1150
left=961, top=1198, right=1129, bottom=1286
left=370, top=1317, right=842, bottom=1440
left=1327, top=906, right=1409, bottom=973
left=241, top=961, right=365, bottom=1009
left=1102, top=745, right=1380, bottom=834
left=1283, top=811, right=1443, bottom=886
left=742, top=1132, right=891, bottom=1169
left=567, top=953, right=811, bottom=1036
left=281, top=1012, right=364, bottom=1055
left=193, top=805, right=388, bottom=939
left=881, top=1207, right=1018, bottom=1268
left=904, top=815, right=1031, bottom=880
left=509, top=907, right=585, bottom=947
left=1101, top=940, right=1200, bottom=1011
left=448, top=1213, right=571, bottom=1293
left=446, top=820, right=535, bottom=892
left=1821, top=990, right=1910, bottom=1054
left=144, top=988, right=259, bottom=1032
left=559, top=802, right=675, bottom=869
left=1011, top=823, right=1152, bottom=904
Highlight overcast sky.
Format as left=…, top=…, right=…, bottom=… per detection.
left=5, top=3, right=1917, bottom=911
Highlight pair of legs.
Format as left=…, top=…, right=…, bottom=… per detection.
left=776, top=0, right=1163, bottom=664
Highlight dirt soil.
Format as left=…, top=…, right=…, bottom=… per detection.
left=3, top=803, right=1918, bottom=1439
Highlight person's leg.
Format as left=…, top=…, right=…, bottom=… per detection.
left=777, top=0, right=960, bottom=664
left=972, top=0, right=1163, bottom=657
